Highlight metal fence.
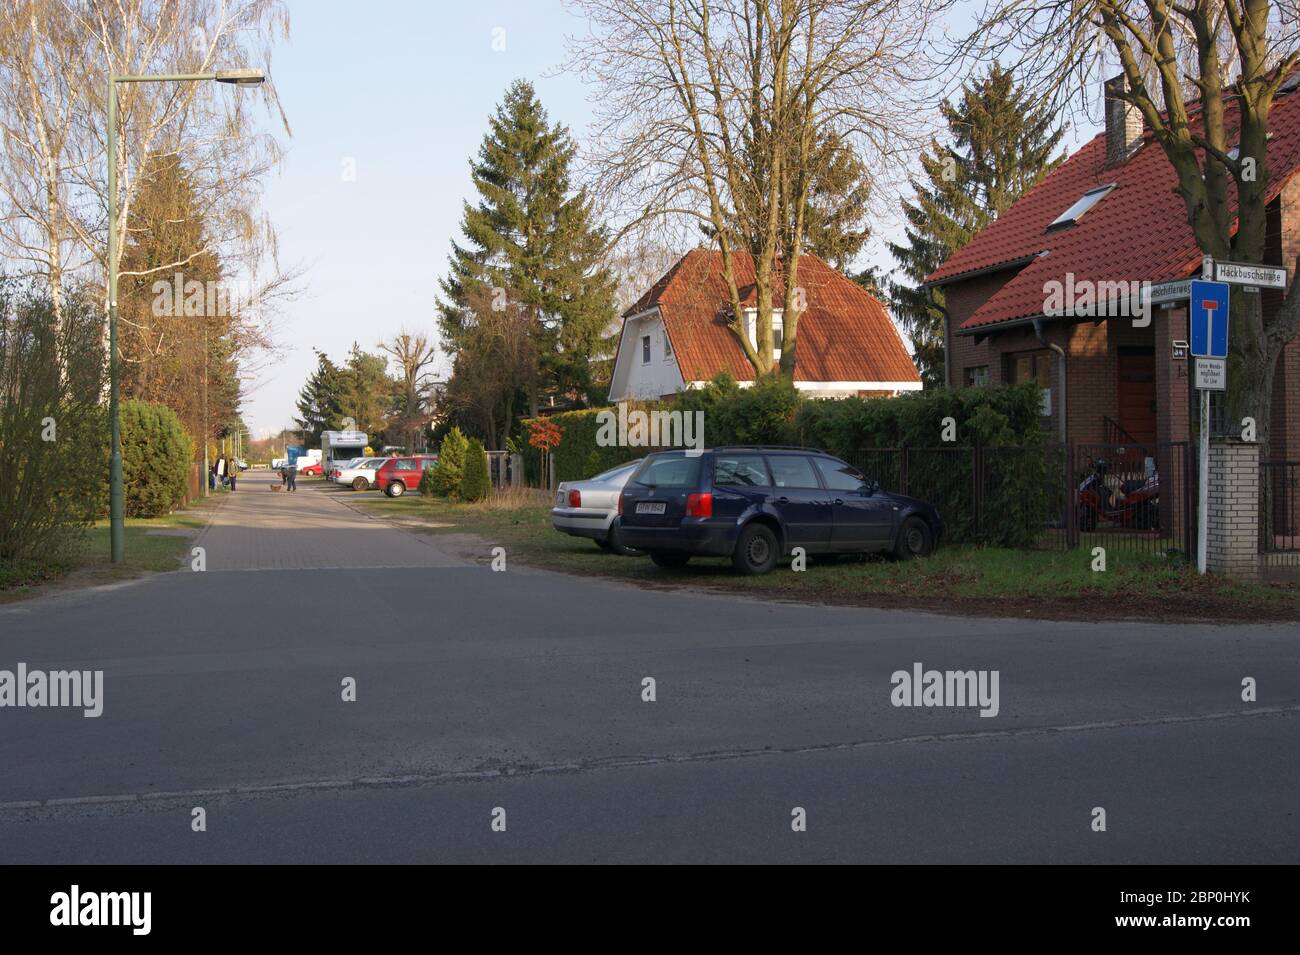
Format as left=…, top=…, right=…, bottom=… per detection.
left=835, top=442, right=1193, bottom=556
left=1260, top=460, right=1300, bottom=566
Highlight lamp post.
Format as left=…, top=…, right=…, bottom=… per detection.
left=107, top=68, right=265, bottom=561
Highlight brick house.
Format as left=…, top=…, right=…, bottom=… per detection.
left=926, top=75, right=1300, bottom=462
left=609, top=249, right=921, bottom=401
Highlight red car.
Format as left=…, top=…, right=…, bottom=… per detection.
left=297, top=461, right=323, bottom=477
left=375, top=455, right=438, bottom=497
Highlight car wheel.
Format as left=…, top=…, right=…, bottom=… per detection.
left=650, top=551, right=691, bottom=569
left=352, top=477, right=369, bottom=491
left=594, top=538, right=614, bottom=552
left=732, top=523, right=778, bottom=575
left=606, top=518, right=644, bottom=557
left=387, top=481, right=405, bottom=498
left=894, top=516, right=933, bottom=560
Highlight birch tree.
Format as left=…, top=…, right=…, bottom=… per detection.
left=0, top=0, right=293, bottom=377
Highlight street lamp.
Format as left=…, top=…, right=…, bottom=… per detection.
left=107, top=68, right=265, bottom=562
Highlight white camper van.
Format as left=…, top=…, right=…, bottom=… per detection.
left=321, top=430, right=369, bottom=480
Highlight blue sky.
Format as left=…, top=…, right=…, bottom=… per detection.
left=248, top=0, right=1100, bottom=438
left=250, top=0, right=593, bottom=436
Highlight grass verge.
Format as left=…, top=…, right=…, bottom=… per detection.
left=347, top=488, right=1300, bottom=622
left=0, top=497, right=220, bottom=602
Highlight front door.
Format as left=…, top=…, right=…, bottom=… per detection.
left=1117, top=347, right=1157, bottom=444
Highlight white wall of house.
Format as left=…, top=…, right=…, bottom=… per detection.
left=609, top=309, right=686, bottom=401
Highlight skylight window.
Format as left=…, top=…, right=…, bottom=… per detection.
left=1047, top=183, right=1116, bottom=230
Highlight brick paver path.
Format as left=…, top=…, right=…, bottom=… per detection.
left=194, top=470, right=467, bottom=571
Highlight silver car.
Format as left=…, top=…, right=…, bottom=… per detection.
left=551, top=460, right=643, bottom=555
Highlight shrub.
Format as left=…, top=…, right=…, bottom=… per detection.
left=459, top=438, right=491, bottom=502
left=119, top=399, right=193, bottom=517
left=0, top=281, right=107, bottom=567
left=418, top=465, right=437, bottom=497
left=429, top=427, right=469, bottom=498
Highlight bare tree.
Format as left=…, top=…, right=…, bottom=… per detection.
left=566, top=0, right=940, bottom=378
left=0, top=0, right=294, bottom=378
left=956, top=0, right=1300, bottom=451
left=440, top=285, right=538, bottom=450
left=380, top=329, right=439, bottom=451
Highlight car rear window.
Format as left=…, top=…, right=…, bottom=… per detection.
left=630, top=455, right=701, bottom=488
left=714, top=454, right=770, bottom=487
left=594, top=462, right=638, bottom=482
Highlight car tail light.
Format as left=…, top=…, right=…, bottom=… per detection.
left=567, top=489, right=582, bottom=507
left=685, top=492, right=713, bottom=518
left=617, top=493, right=624, bottom=515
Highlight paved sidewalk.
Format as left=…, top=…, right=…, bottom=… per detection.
left=194, top=470, right=467, bottom=571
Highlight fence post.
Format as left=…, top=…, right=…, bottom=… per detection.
left=1065, top=444, right=1078, bottom=549
left=901, top=446, right=909, bottom=497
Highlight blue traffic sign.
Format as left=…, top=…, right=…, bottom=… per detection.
left=1190, top=279, right=1229, bottom=358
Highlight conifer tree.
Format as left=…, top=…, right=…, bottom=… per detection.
left=888, top=66, right=1064, bottom=386
left=294, top=350, right=347, bottom=445
left=438, top=80, right=617, bottom=421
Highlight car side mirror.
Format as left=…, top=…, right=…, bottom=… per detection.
left=863, top=480, right=879, bottom=496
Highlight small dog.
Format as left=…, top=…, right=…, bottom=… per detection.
left=270, top=483, right=284, bottom=492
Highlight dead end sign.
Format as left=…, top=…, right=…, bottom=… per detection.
left=1190, top=279, right=1229, bottom=359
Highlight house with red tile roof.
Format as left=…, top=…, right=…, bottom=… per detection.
left=609, top=249, right=921, bottom=401
left=927, top=75, right=1300, bottom=461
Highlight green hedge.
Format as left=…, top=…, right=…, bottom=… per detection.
left=120, top=400, right=193, bottom=517
left=518, top=377, right=1056, bottom=547
left=460, top=438, right=491, bottom=502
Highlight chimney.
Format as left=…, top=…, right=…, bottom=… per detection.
left=1104, top=75, right=1143, bottom=165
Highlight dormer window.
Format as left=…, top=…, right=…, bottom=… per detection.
left=743, top=307, right=784, bottom=359
left=1047, top=183, right=1116, bottom=230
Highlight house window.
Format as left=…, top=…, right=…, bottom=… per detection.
left=663, top=330, right=673, bottom=359
left=1007, top=350, right=1051, bottom=388
left=641, top=335, right=651, bottom=364
left=1007, top=350, right=1054, bottom=415
left=744, top=307, right=785, bottom=357
left=965, top=365, right=990, bottom=388
left=1047, top=183, right=1116, bottom=230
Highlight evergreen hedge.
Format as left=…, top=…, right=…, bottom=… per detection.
left=119, top=399, right=193, bottom=517
left=459, top=438, right=492, bottom=502
left=520, top=377, right=1058, bottom=547
left=428, top=427, right=469, bottom=499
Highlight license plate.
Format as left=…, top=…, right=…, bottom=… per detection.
left=636, top=501, right=666, bottom=515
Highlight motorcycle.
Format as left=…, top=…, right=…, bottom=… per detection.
left=1077, top=455, right=1160, bottom=531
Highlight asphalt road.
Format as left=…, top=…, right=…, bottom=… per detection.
left=1, top=470, right=1296, bottom=863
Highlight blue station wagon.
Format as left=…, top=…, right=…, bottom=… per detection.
left=617, top=447, right=944, bottom=574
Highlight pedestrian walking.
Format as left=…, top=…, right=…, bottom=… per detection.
left=227, top=458, right=238, bottom=492
left=285, top=462, right=297, bottom=492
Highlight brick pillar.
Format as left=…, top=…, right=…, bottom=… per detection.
left=1206, top=441, right=1260, bottom=580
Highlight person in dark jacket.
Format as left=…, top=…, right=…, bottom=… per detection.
left=284, top=462, right=297, bottom=492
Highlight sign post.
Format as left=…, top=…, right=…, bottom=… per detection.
left=1190, top=266, right=1230, bottom=575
